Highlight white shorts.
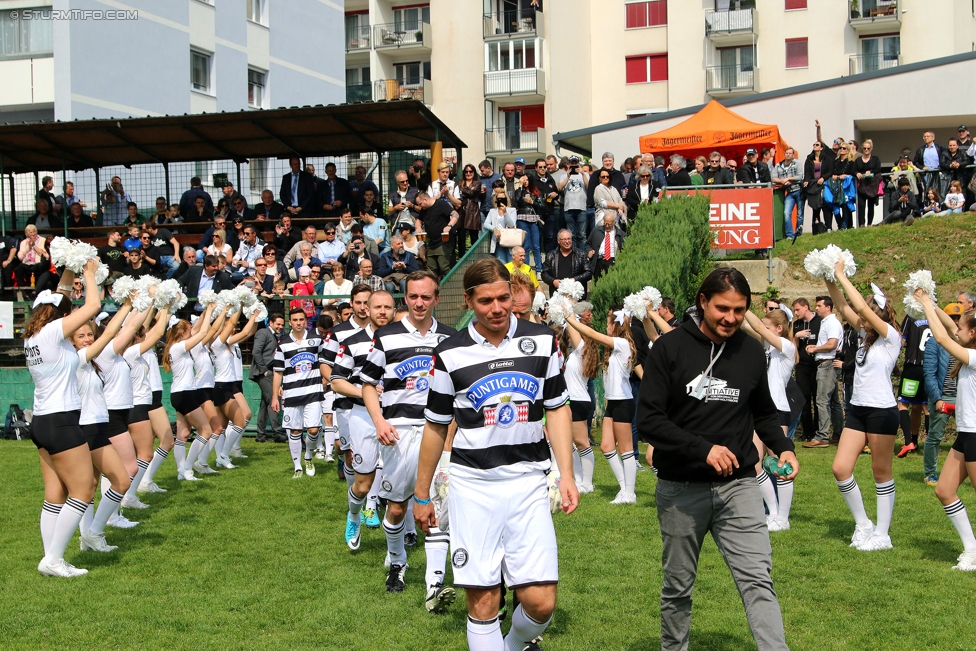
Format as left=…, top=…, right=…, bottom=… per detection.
left=348, top=405, right=380, bottom=475
left=282, top=402, right=321, bottom=431
left=320, top=390, right=334, bottom=416
left=449, top=470, right=558, bottom=590
left=335, top=408, right=351, bottom=451
left=379, top=424, right=423, bottom=503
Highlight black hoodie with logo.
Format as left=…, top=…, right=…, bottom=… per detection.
left=637, top=317, right=794, bottom=483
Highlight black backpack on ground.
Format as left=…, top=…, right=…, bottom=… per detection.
left=4, top=404, right=31, bottom=441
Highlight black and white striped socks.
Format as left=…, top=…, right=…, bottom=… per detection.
left=40, top=501, right=62, bottom=556
left=944, top=500, right=976, bottom=551
left=144, top=447, right=170, bottom=485
left=424, top=526, right=450, bottom=587
left=837, top=476, right=872, bottom=529
left=348, top=486, right=366, bottom=524
left=90, top=488, right=124, bottom=536
left=875, top=480, right=895, bottom=537
left=383, top=516, right=406, bottom=565
left=288, top=433, right=303, bottom=471
left=604, top=450, right=625, bottom=489
left=45, top=497, right=87, bottom=562
left=467, top=615, right=502, bottom=650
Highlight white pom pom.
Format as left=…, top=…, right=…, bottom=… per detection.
left=623, top=293, right=647, bottom=320
left=803, top=245, right=856, bottom=281
left=94, top=263, right=110, bottom=287
left=50, top=238, right=100, bottom=274
left=110, top=276, right=137, bottom=304
left=532, top=291, right=546, bottom=314
left=49, top=237, right=73, bottom=268
left=556, top=279, right=585, bottom=301
left=235, top=285, right=257, bottom=307
left=903, top=270, right=937, bottom=320
left=171, top=293, right=188, bottom=312
left=198, top=289, right=218, bottom=306
left=244, top=302, right=268, bottom=321
left=545, top=293, right=573, bottom=326
left=639, top=286, right=662, bottom=311
left=153, top=279, right=182, bottom=310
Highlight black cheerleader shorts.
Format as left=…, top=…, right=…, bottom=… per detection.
left=82, top=422, right=113, bottom=451
left=31, top=411, right=87, bottom=455
left=105, top=408, right=131, bottom=437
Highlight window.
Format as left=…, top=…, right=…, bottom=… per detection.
left=394, top=61, right=431, bottom=85
left=486, top=38, right=540, bottom=71
left=248, top=68, right=266, bottom=108
left=393, top=5, right=430, bottom=31
left=860, top=35, right=900, bottom=70
left=785, top=0, right=807, bottom=9
left=626, top=1, right=667, bottom=28
left=625, top=54, right=668, bottom=83
left=785, top=38, right=808, bottom=68
left=714, top=0, right=755, bottom=9
left=0, top=7, right=53, bottom=58
left=345, top=67, right=370, bottom=86
left=246, top=0, right=265, bottom=24
left=345, top=12, right=370, bottom=49
left=191, top=50, right=212, bottom=93
left=249, top=158, right=268, bottom=197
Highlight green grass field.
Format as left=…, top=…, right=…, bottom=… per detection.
left=1, top=436, right=975, bottom=651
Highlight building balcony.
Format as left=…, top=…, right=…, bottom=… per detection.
left=849, top=52, right=900, bottom=75
left=373, top=21, right=431, bottom=51
left=373, top=78, right=432, bottom=105
left=705, top=65, right=757, bottom=96
left=345, top=25, right=371, bottom=52
left=484, top=69, right=545, bottom=103
left=483, top=9, right=543, bottom=39
left=849, top=0, right=901, bottom=34
left=704, top=8, right=757, bottom=46
left=485, top=127, right=546, bottom=155
left=345, top=82, right=372, bottom=103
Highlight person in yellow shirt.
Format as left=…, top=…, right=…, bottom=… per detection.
left=504, top=246, right=538, bottom=288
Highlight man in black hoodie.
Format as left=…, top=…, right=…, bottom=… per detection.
left=638, top=267, right=798, bottom=651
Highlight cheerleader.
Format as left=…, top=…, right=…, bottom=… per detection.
left=566, top=307, right=646, bottom=504
left=188, top=306, right=230, bottom=474
left=162, top=303, right=217, bottom=481
left=743, top=308, right=797, bottom=531
left=559, top=323, right=595, bottom=493
left=25, top=260, right=102, bottom=577
left=210, top=307, right=260, bottom=469
left=225, top=310, right=256, bottom=461
left=71, top=301, right=134, bottom=552
left=119, top=309, right=169, bottom=508
left=138, top=318, right=176, bottom=494
left=825, top=258, right=902, bottom=551
left=915, top=291, right=976, bottom=571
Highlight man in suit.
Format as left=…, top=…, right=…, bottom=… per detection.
left=179, top=177, right=214, bottom=219
left=319, top=162, right=352, bottom=218
left=178, top=254, right=236, bottom=311
left=666, top=154, right=693, bottom=187
left=255, top=189, right=284, bottom=221
left=250, top=313, right=286, bottom=442
left=541, top=229, right=593, bottom=297
left=279, top=156, right=316, bottom=218
left=230, top=196, right=257, bottom=222
left=587, top=212, right=625, bottom=281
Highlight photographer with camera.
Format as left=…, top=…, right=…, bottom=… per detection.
left=408, top=158, right=430, bottom=193
left=338, top=234, right=380, bottom=281
left=558, top=156, right=590, bottom=251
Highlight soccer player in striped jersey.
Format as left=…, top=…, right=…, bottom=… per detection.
left=271, top=309, right=325, bottom=478
left=331, top=290, right=395, bottom=551
left=321, top=285, right=373, bottom=490
left=360, top=270, right=458, bottom=602
left=414, top=258, right=578, bottom=651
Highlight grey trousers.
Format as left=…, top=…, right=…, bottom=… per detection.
left=656, top=477, right=789, bottom=651
left=255, top=373, right=282, bottom=438
left=814, top=361, right=842, bottom=441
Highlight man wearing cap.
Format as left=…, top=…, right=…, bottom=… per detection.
left=883, top=177, right=920, bottom=225
left=514, top=157, right=527, bottom=177
left=736, top=148, right=771, bottom=185
left=922, top=302, right=964, bottom=485
left=912, top=131, right=946, bottom=192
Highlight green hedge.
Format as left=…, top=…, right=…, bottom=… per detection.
left=591, top=194, right=713, bottom=326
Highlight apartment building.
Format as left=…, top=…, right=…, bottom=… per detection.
left=344, top=0, right=976, bottom=165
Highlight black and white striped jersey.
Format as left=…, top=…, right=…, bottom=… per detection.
left=331, top=325, right=376, bottom=410
left=425, top=314, right=569, bottom=480
left=360, top=318, right=457, bottom=427
left=271, top=331, right=324, bottom=408
left=320, top=319, right=363, bottom=369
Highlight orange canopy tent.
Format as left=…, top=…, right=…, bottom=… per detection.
left=639, top=100, right=789, bottom=163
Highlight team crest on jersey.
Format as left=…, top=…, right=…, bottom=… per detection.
left=288, top=351, right=317, bottom=373
left=484, top=397, right=529, bottom=428
left=466, top=372, right=540, bottom=410
left=452, top=548, right=469, bottom=568
left=283, top=415, right=290, bottom=423
left=406, top=376, right=430, bottom=392
left=354, top=453, right=363, bottom=465
left=394, top=355, right=433, bottom=379
left=382, top=480, right=393, bottom=492
left=518, top=338, right=537, bottom=355
left=339, top=436, right=347, bottom=446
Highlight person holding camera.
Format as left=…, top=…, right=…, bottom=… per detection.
left=559, top=156, right=590, bottom=251
left=339, top=234, right=380, bottom=280
left=388, top=171, right=422, bottom=232
left=514, top=168, right=544, bottom=279
left=483, top=187, right=518, bottom=264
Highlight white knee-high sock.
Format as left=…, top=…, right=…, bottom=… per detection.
left=405, top=501, right=417, bottom=535
left=124, top=459, right=150, bottom=502
left=621, top=450, right=637, bottom=494
left=144, top=447, right=169, bottom=484
left=944, top=500, right=976, bottom=551
left=186, top=436, right=208, bottom=468
left=288, top=433, right=303, bottom=471
left=383, top=515, right=407, bottom=565
left=222, top=424, right=245, bottom=457
left=776, top=478, right=794, bottom=522
left=100, top=474, right=111, bottom=497
left=173, top=439, right=187, bottom=471
left=756, top=471, right=778, bottom=519
left=90, top=488, right=124, bottom=536
left=468, top=615, right=503, bottom=651
left=235, top=419, right=249, bottom=451
left=204, top=431, right=222, bottom=463
left=504, top=604, right=552, bottom=651
left=40, top=502, right=62, bottom=556
left=45, top=497, right=87, bottom=562
left=348, top=486, right=366, bottom=524
left=344, top=463, right=355, bottom=489
left=579, top=446, right=595, bottom=487
left=304, top=432, right=319, bottom=460
left=604, top=450, right=625, bottom=489
left=837, top=476, right=872, bottom=528
left=572, top=448, right=582, bottom=483
left=81, top=501, right=94, bottom=533
left=367, top=467, right=383, bottom=510
left=875, top=480, right=895, bottom=537
left=425, top=525, right=450, bottom=587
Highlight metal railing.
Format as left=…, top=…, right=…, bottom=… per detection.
left=484, top=68, right=545, bottom=96
left=849, top=53, right=900, bottom=75
left=434, top=230, right=490, bottom=329
left=705, top=65, right=755, bottom=93
left=345, top=82, right=372, bottom=103
left=849, top=0, right=899, bottom=22
left=484, top=127, right=544, bottom=154
left=373, top=78, right=431, bottom=104
left=345, top=24, right=371, bottom=51
left=373, top=21, right=429, bottom=48
left=482, top=9, right=540, bottom=38
left=704, top=8, right=755, bottom=35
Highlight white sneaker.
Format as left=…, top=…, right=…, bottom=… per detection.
left=179, top=466, right=200, bottom=482
left=192, top=461, right=219, bottom=475
left=766, top=516, right=788, bottom=532
left=314, top=450, right=326, bottom=460
left=578, top=483, right=594, bottom=494
left=216, top=456, right=237, bottom=470
left=952, top=549, right=976, bottom=571
left=775, top=517, right=791, bottom=531
left=229, top=448, right=247, bottom=459
left=138, top=480, right=167, bottom=493
left=609, top=491, right=637, bottom=505
left=850, top=523, right=874, bottom=548
left=80, top=530, right=118, bottom=552
left=856, top=531, right=892, bottom=551
left=107, top=512, right=139, bottom=529
left=304, top=459, right=316, bottom=477
left=324, top=453, right=335, bottom=463
left=120, top=495, right=149, bottom=510
left=38, top=557, right=88, bottom=578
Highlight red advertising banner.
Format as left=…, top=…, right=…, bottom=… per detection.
left=665, top=187, right=774, bottom=250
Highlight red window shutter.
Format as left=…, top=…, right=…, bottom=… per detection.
left=626, top=56, right=648, bottom=83
left=626, top=3, right=648, bottom=29
left=785, top=38, right=808, bottom=69
left=785, top=0, right=807, bottom=9
left=649, top=53, right=668, bottom=81
left=518, top=105, right=545, bottom=130
left=648, top=0, right=667, bottom=26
